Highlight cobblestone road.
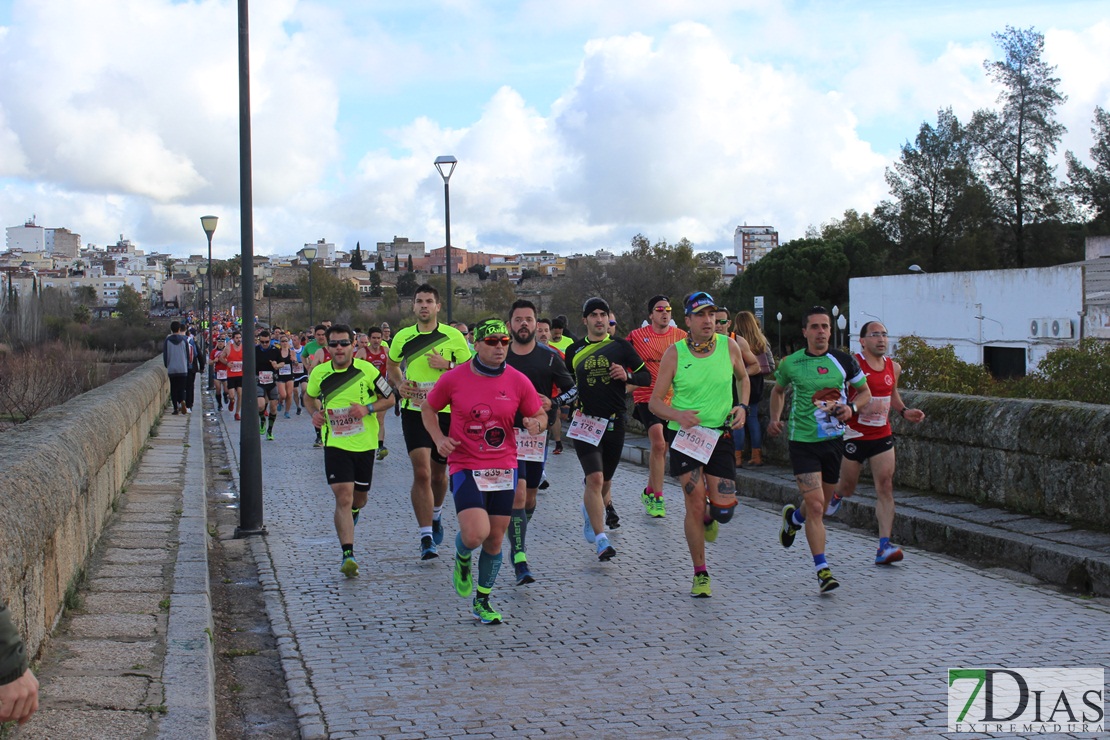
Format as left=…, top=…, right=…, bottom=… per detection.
left=216, top=403, right=1108, bottom=739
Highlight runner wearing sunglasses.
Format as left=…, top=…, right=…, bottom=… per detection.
left=422, top=319, right=546, bottom=624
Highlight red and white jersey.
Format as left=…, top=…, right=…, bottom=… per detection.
left=848, top=353, right=895, bottom=441
left=225, top=344, right=244, bottom=377
left=625, top=325, right=686, bottom=404
left=364, top=346, right=388, bottom=376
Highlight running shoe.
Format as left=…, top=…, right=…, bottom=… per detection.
left=553, top=441, right=563, bottom=455
left=284, top=411, right=291, bottom=419
left=296, top=406, right=302, bottom=416
left=817, top=567, right=840, bottom=593
left=538, top=478, right=549, bottom=490
left=641, top=488, right=653, bottom=515
left=351, top=507, right=360, bottom=527
left=277, top=402, right=283, bottom=412
left=582, top=504, right=596, bottom=544
left=704, top=519, right=720, bottom=543
left=605, top=503, right=621, bottom=530
left=431, top=518, right=444, bottom=545
left=234, top=412, right=241, bottom=421
left=513, top=560, right=534, bottom=586
left=260, top=418, right=266, bottom=433
left=266, top=430, right=274, bottom=441
left=471, top=596, right=502, bottom=625
left=825, top=495, right=842, bottom=517
left=875, top=544, right=904, bottom=565
left=312, top=439, right=322, bottom=448
left=596, top=537, right=616, bottom=561
left=229, top=398, right=235, bottom=412
left=651, top=494, right=666, bottom=518
left=376, top=446, right=389, bottom=461
left=779, top=504, right=799, bottom=549
left=691, top=572, right=712, bottom=598
left=453, top=554, right=472, bottom=597
left=340, top=557, right=359, bottom=578
left=420, top=535, right=438, bottom=560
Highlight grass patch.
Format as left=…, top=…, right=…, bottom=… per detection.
left=223, top=648, right=259, bottom=658
left=158, top=598, right=171, bottom=612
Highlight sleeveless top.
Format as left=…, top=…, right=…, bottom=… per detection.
left=849, top=354, right=895, bottom=441
left=667, top=338, right=734, bottom=431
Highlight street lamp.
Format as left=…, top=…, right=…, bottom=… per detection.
left=837, top=314, right=847, bottom=349
left=303, top=246, right=318, bottom=325
left=434, top=155, right=457, bottom=323
left=776, top=311, right=783, bottom=358
left=908, top=264, right=926, bottom=274
left=831, top=305, right=840, bottom=348
left=265, top=273, right=274, bottom=328
left=201, top=216, right=218, bottom=362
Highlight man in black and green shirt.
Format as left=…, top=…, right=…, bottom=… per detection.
left=386, top=284, right=472, bottom=560
left=565, top=297, right=650, bottom=562
left=307, top=324, right=396, bottom=578
left=769, top=306, right=871, bottom=594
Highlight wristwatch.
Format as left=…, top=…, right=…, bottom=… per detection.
left=448, top=361, right=456, bottom=370
left=848, top=402, right=858, bottom=415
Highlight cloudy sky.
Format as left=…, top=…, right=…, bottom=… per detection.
left=0, top=0, right=1107, bottom=260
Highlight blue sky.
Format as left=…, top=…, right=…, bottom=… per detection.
left=0, top=0, right=1107, bottom=259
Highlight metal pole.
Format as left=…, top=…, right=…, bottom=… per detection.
left=206, top=233, right=214, bottom=388
left=444, top=181, right=452, bottom=324
left=308, top=259, right=314, bottom=326
left=236, top=0, right=265, bottom=537
left=267, top=286, right=272, bottom=327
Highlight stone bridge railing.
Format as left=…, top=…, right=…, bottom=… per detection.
left=0, top=357, right=167, bottom=661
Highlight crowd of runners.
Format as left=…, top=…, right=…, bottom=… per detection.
left=178, top=284, right=924, bottom=624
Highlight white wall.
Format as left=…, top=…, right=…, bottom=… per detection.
left=849, top=266, right=1083, bottom=373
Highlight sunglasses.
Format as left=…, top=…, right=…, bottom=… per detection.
left=608, top=321, right=617, bottom=326
left=654, top=306, right=672, bottom=312
left=715, top=319, right=730, bottom=325
left=328, top=339, right=353, bottom=347
left=481, top=337, right=511, bottom=347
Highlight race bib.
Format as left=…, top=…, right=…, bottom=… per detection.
left=326, top=406, right=362, bottom=437
left=292, top=363, right=305, bottom=374
left=566, top=410, right=607, bottom=447
left=813, top=401, right=846, bottom=439
left=516, top=428, right=548, bottom=462
left=670, top=425, right=722, bottom=465
left=857, top=396, right=890, bottom=427
left=278, top=365, right=292, bottom=376
left=229, top=360, right=243, bottom=373
left=472, top=468, right=515, bottom=492
left=258, top=371, right=274, bottom=385
left=407, top=381, right=436, bottom=410
left=216, top=370, right=228, bottom=380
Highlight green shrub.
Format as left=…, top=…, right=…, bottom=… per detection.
left=894, top=336, right=993, bottom=395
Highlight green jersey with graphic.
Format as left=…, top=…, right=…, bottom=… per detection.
left=387, top=323, right=472, bottom=411
left=774, top=348, right=867, bottom=443
left=306, top=358, right=393, bottom=451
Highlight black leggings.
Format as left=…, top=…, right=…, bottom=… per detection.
left=169, top=374, right=188, bottom=406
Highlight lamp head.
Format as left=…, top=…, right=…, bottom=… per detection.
left=434, top=155, right=458, bottom=183
left=908, top=264, right=926, bottom=273
left=200, top=215, right=219, bottom=238
left=303, top=246, right=318, bottom=261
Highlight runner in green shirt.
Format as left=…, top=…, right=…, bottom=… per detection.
left=769, top=306, right=871, bottom=594
left=386, top=283, right=472, bottom=560
left=306, top=324, right=396, bottom=578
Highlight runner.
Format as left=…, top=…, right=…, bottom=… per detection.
left=387, top=284, right=472, bottom=559
left=825, top=321, right=926, bottom=564
left=649, top=292, right=750, bottom=598
left=769, top=306, right=872, bottom=594
left=565, top=297, right=651, bottom=561
left=210, top=336, right=229, bottom=409
left=364, top=327, right=391, bottom=460
left=276, top=334, right=297, bottom=419
left=304, top=325, right=331, bottom=447
left=731, top=310, right=775, bottom=467
left=504, top=300, right=576, bottom=585
left=289, top=333, right=305, bottom=416
left=163, top=321, right=192, bottom=415
left=538, top=318, right=567, bottom=456
left=219, top=330, right=245, bottom=420
left=305, top=324, right=396, bottom=577
left=626, top=295, right=687, bottom=518
left=255, top=329, right=287, bottom=441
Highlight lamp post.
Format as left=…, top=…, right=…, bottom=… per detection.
left=434, top=155, right=457, bottom=323
left=201, top=216, right=218, bottom=382
left=837, top=314, right=847, bottom=349
left=776, top=311, right=783, bottom=358
left=303, top=246, right=318, bottom=325
left=265, top=274, right=274, bottom=328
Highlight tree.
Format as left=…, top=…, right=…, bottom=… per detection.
left=406, top=254, right=414, bottom=273
left=350, top=241, right=365, bottom=271
left=115, top=285, right=146, bottom=326
left=969, top=26, right=1068, bottom=267
left=395, top=272, right=418, bottom=297
left=467, top=263, right=488, bottom=280
left=1067, top=106, right=1110, bottom=234
left=700, top=251, right=725, bottom=265
left=375, top=255, right=385, bottom=272
left=520, top=268, right=542, bottom=281
left=481, top=278, right=518, bottom=314
left=73, top=285, right=98, bottom=306
left=368, top=269, right=382, bottom=297
left=393, top=255, right=400, bottom=272
left=297, top=264, right=359, bottom=318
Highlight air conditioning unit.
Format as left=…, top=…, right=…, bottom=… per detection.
left=1048, top=318, right=1074, bottom=339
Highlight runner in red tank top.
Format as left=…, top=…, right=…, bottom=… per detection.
left=825, top=321, right=926, bottom=565
left=626, top=295, right=686, bottom=518
left=366, top=327, right=391, bottom=459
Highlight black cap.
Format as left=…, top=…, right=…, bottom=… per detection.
left=582, top=296, right=611, bottom=317
left=646, top=294, right=670, bottom=314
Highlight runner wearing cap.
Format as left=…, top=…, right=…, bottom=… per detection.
left=423, top=318, right=546, bottom=624
left=649, top=291, right=750, bottom=598
left=565, top=297, right=651, bottom=562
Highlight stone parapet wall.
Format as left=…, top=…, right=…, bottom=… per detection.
left=761, top=390, right=1110, bottom=530
left=0, top=357, right=168, bottom=660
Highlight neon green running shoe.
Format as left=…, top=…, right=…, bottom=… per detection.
left=691, top=572, right=711, bottom=598
left=652, top=494, right=666, bottom=518
left=266, top=430, right=274, bottom=441
left=453, top=554, right=472, bottom=597
left=704, top=518, right=719, bottom=543
left=471, top=596, right=502, bottom=624
left=340, top=557, right=359, bottom=578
